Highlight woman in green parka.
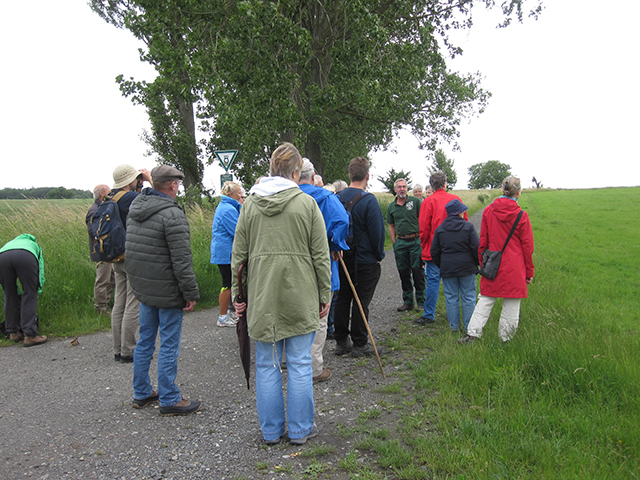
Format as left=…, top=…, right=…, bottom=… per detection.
left=232, top=143, right=331, bottom=446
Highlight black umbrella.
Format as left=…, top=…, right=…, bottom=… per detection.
left=235, top=262, right=251, bottom=389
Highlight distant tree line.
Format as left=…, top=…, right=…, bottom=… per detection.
left=0, top=187, right=92, bottom=200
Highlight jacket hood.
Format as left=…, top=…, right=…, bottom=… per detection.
left=440, top=215, right=467, bottom=232
left=129, top=188, right=181, bottom=223
left=249, top=176, right=298, bottom=197
left=247, top=183, right=303, bottom=217
left=220, top=195, right=241, bottom=210
left=299, top=183, right=332, bottom=202
left=489, top=197, right=522, bottom=223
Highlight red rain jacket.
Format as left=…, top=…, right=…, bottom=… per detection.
left=419, top=189, right=467, bottom=261
left=479, top=197, right=535, bottom=298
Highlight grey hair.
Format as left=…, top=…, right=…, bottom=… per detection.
left=413, top=184, right=423, bottom=191
left=93, top=184, right=109, bottom=199
left=394, top=178, right=408, bottom=188
left=333, top=180, right=348, bottom=193
left=429, top=171, right=446, bottom=190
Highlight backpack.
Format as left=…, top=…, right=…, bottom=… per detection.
left=341, top=190, right=367, bottom=257
left=91, top=191, right=127, bottom=263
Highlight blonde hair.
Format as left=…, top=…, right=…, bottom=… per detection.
left=270, top=143, right=303, bottom=180
left=221, top=181, right=240, bottom=197
left=502, top=176, right=521, bottom=197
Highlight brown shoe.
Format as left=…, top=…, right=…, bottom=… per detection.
left=397, top=304, right=415, bottom=312
left=313, top=368, right=332, bottom=384
left=9, top=332, right=24, bottom=342
left=159, top=398, right=202, bottom=416
left=24, top=335, right=48, bottom=347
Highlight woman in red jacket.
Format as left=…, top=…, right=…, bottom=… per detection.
left=459, top=176, right=534, bottom=343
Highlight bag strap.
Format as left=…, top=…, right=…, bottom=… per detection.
left=500, top=210, right=524, bottom=252
left=111, top=190, right=127, bottom=203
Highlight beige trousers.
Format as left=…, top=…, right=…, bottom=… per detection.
left=467, top=295, right=521, bottom=342
left=311, top=314, right=328, bottom=377
left=111, top=262, right=139, bottom=356
left=94, top=261, right=114, bottom=310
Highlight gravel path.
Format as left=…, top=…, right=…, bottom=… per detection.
left=0, top=210, right=483, bottom=480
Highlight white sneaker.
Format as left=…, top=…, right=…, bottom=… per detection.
left=227, top=311, right=240, bottom=325
left=217, top=314, right=235, bottom=327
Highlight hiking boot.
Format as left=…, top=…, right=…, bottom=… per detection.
left=23, top=335, right=47, bottom=347
left=132, top=390, right=160, bottom=409
left=265, top=436, right=284, bottom=446
left=458, top=334, right=478, bottom=344
left=313, top=368, right=332, bottom=384
left=351, top=343, right=375, bottom=358
left=334, top=339, right=352, bottom=356
left=414, top=316, right=434, bottom=326
left=397, top=304, right=414, bottom=312
left=114, top=354, right=121, bottom=362
left=9, top=332, right=24, bottom=343
left=159, top=398, right=202, bottom=416
left=290, top=425, right=318, bottom=445
left=119, top=354, right=134, bottom=363
left=217, top=314, right=236, bottom=327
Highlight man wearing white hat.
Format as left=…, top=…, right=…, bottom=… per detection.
left=109, top=165, right=151, bottom=363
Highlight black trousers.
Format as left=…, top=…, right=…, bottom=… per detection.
left=334, top=262, right=381, bottom=347
left=0, top=249, right=40, bottom=337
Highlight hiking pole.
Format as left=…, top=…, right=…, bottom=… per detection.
left=338, top=255, right=385, bottom=378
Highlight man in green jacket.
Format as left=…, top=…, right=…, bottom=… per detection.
left=232, top=143, right=331, bottom=446
left=0, top=234, right=47, bottom=346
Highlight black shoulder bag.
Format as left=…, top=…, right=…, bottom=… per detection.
left=479, top=210, right=524, bottom=280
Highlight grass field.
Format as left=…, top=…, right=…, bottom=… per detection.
left=370, top=187, right=640, bottom=478
left=2, top=189, right=638, bottom=477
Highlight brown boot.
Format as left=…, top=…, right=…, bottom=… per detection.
left=9, top=332, right=24, bottom=343
left=24, top=335, right=48, bottom=347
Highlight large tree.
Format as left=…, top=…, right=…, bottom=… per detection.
left=378, top=168, right=413, bottom=195
left=468, top=160, right=512, bottom=189
left=428, top=149, right=458, bottom=190
left=91, top=0, right=542, bottom=187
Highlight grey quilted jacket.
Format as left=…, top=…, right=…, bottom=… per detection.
left=125, top=188, right=199, bottom=309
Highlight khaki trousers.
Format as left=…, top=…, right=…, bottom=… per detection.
left=111, top=262, right=139, bottom=356
left=94, top=261, right=114, bottom=310
left=311, top=314, right=328, bottom=377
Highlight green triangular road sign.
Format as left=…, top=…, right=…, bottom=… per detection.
left=214, top=150, right=238, bottom=172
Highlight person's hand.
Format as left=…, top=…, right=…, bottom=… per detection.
left=183, top=300, right=196, bottom=312
left=331, top=251, right=342, bottom=262
left=139, top=168, right=152, bottom=183
left=233, top=302, right=247, bottom=314
left=526, top=277, right=533, bottom=285
left=319, top=302, right=331, bottom=318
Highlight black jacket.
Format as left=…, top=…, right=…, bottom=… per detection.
left=430, top=215, right=479, bottom=278
left=125, top=188, right=199, bottom=309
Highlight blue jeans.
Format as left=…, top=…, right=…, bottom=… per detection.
left=327, top=290, right=338, bottom=334
left=133, top=303, right=183, bottom=407
left=442, top=275, right=477, bottom=331
left=421, top=261, right=441, bottom=320
left=255, top=331, right=315, bottom=442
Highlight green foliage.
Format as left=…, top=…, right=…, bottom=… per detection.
left=467, top=160, right=512, bottom=189
left=377, top=169, right=413, bottom=195
left=90, top=0, right=543, bottom=186
left=428, top=149, right=458, bottom=190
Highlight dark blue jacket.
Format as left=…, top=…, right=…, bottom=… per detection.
left=339, top=187, right=386, bottom=264
left=430, top=215, right=479, bottom=278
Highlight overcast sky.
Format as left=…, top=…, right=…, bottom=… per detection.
left=1, top=0, right=638, bottom=192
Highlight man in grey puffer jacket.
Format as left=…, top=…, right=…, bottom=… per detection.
left=125, top=165, right=201, bottom=416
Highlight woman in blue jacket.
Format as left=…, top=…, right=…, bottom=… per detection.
left=210, top=181, right=244, bottom=327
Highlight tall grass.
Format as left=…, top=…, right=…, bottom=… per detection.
left=0, top=199, right=221, bottom=340
left=364, top=188, right=640, bottom=478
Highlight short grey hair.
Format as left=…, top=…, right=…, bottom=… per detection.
left=413, top=184, right=423, bottom=191
left=394, top=178, right=408, bottom=189
left=333, top=180, right=348, bottom=193
left=429, top=171, right=446, bottom=190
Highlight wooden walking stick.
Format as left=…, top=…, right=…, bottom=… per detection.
left=338, top=255, right=385, bottom=378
